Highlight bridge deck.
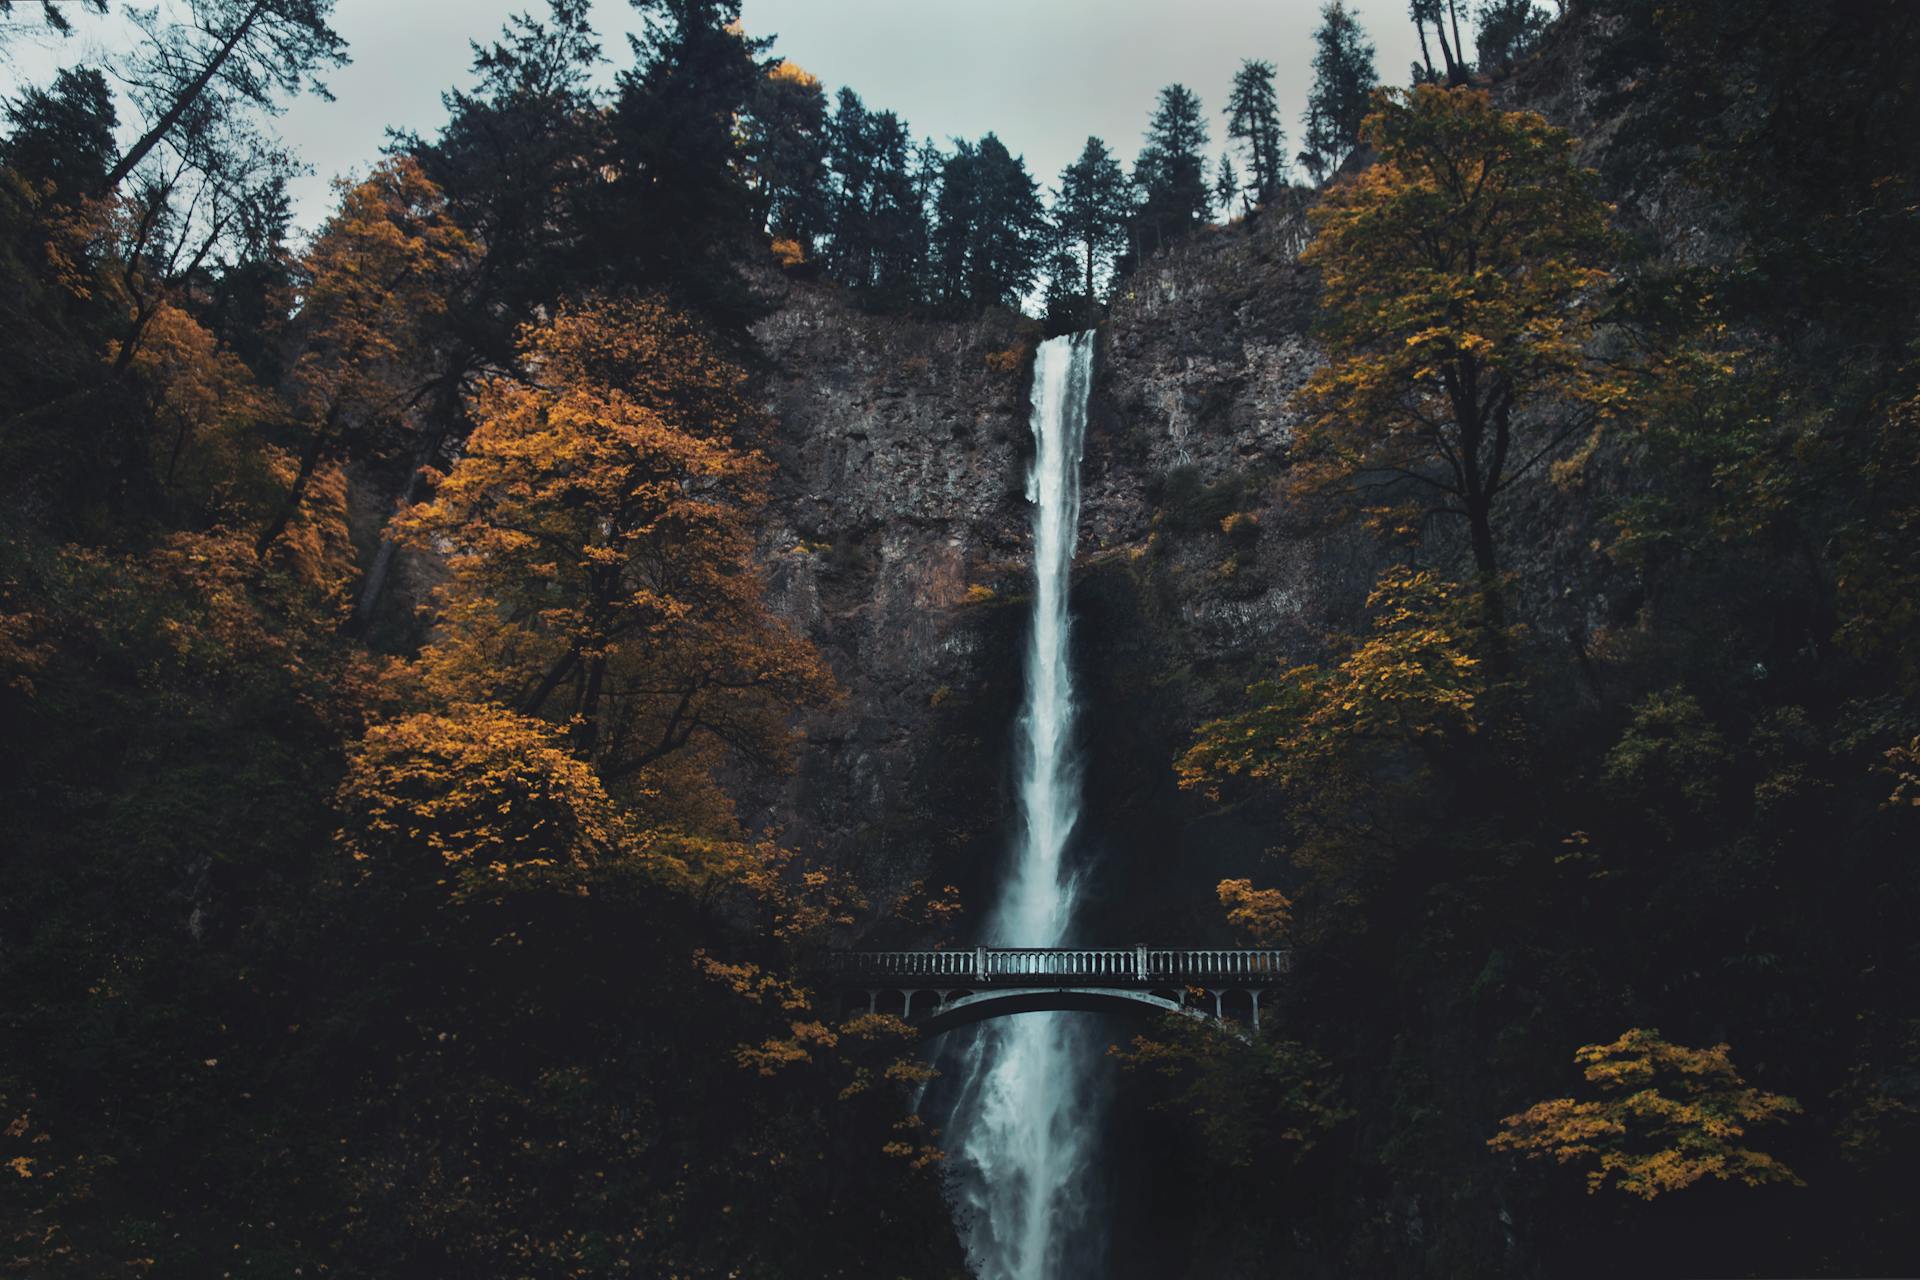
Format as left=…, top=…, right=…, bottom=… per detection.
left=820, top=946, right=1290, bottom=987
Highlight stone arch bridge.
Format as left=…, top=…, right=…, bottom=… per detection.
left=819, top=947, right=1289, bottom=1038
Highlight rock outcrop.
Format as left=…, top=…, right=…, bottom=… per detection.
left=745, top=279, right=1041, bottom=910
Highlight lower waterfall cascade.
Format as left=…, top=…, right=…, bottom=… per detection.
left=942, top=331, right=1102, bottom=1280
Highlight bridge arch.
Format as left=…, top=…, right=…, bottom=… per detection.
left=914, top=986, right=1212, bottom=1037
left=822, top=946, right=1286, bottom=1042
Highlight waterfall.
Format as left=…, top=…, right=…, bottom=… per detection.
left=944, top=331, right=1101, bottom=1280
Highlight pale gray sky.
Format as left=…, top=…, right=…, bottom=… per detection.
left=4, top=0, right=1429, bottom=233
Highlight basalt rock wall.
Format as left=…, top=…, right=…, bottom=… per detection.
left=751, top=40, right=1654, bottom=930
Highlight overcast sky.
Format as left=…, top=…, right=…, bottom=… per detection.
left=3, top=0, right=1426, bottom=234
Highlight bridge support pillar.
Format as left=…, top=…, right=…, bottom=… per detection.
left=1135, top=944, right=1147, bottom=982
left=1249, top=988, right=1261, bottom=1034
left=1209, top=988, right=1224, bottom=1021
left=865, top=989, right=878, bottom=1015
left=902, top=989, right=915, bottom=1019
left=975, top=946, right=987, bottom=982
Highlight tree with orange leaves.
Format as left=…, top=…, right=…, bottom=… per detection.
left=255, top=155, right=476, bottom=558
left=1294, top=86, right=1621, bottom=613
left=1490, top=1028, right=1804, bottom=1199
left=403, top=294, right=834, bottom=786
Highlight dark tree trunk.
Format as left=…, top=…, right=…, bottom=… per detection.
left=573, top=654, right=607, bottom=755
left=254, top=412, right=332, bottom=559
left=97, top=0, right=271, bottom=195
left=347, top=468, right=423, bottom=637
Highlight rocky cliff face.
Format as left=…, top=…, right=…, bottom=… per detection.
left=746, top=218, right=1382, bottom=931
left=745, top=279, right=1043, bottom=913
left=752, top=53, right=1650, bottom=931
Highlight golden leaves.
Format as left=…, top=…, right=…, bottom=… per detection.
left=335, top=703, right=636, bottom=902
left=292, top=156, right=476, bottom=426
left=1490, top=1028, right=1804, bottom=1199
left=1292, top=84, right=1622, bottom=546
left=400, top=294, right=834, bottom=786
left=1179, top=567, right=1497, bottom=798
left=1217, top=880, right=1293, bottom=945
left=1883, top=737, right=1920, bottom=810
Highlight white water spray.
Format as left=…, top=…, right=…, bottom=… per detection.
left=945, top=331, right=1101, bottom=1280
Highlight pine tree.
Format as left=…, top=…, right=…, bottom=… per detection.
left=1042, top=246, right=1084, bottom=325
left=1299, top=1, right=1379, bottom=184
left=411, top=0, right=604, bottom=365
left=864, top=109, right=926, bottom=306
left=1475, top=0, right=1552, bottom=73
left=909, top=136, right=945, bottom=299
left=1409, top=0, right=1470, bottom=85
left=825, top=87, right=877, bottom=286
left=1, top=66, right=118, bottom=196
left=1214, top=154, right=1243, bottom=219
left=1053, top=135, right=1132, bottom=297
left=602, top=0, right=768, bottom=325
left=100, top=0, right=347, bottom=196
left=1224, top=59, right=1287, bottom=204
left=746, top=59, right=831, bottom=252
left=934, top=134, right=1045, bottom=308
left=823, top=90, right=930, bottom=307
left=1133, top=83, right=1211, bottom=255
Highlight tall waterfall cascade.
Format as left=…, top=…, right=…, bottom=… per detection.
left=945, top=331, right=1102, bottom=1280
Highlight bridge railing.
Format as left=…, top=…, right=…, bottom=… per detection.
left=820, top=946, right=1291, bottom=985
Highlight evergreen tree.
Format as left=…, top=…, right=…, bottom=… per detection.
left=745, top=59, right=831, bottom=252
left=1042, top=246, right=1079, bottom=310
left=601, top=0, right=768, bottom=326
left=825, top=87, right=877, bottom=286
left=823, top=90, right=930, bottom=307
left=1224, top=59, right=1287, bottom=204
left=103, top=0, right=348, bottom=195
left=1052, top=135, right=1132, bottom=296
left=202, top=172, right=295, bottom=381
left=1214, top=153, right=1244, bottom=219
left=1133, top=83, right=1211, bottom=255
left=907, top=136, right=945, bottom=300
left=2, top=66, right=118, bottom=196
left=411, top=0, right=605, bottom=366
left=0, top=0, right=105, bottom=42
left=934, top=133, right=1045, bottom=309
left=1475, top=0, right=1552, bottom=73
left=1409, top=0, right=1470, bottom=85
left=864, top=109, right=926, bottom=306
left=1300, top=1, right=1379, bottom=184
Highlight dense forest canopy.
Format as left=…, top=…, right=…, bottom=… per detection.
left=2, top=0, right=1917, bottom=1275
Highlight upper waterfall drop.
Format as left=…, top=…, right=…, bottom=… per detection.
left=992, top=329, right=1095, bottom=948
left=944, top=329, right=1104, bottom=1280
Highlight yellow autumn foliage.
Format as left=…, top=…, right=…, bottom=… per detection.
left=1216, top=879, right=1293, bottom=945
left=403, top=295, right=835, bottom=788
left=1294, top=85, right=1623, bottom=578
left=1489, top=1028, right=1804, bottom=1199
left=1178, top=567, right=1493, bottom=799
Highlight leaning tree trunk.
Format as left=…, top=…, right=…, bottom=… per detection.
left=347, top=370, right=466, bottom=636
left=255, top=408, right=335, bottom=559
left=97, top=0, right=271, bottom=195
